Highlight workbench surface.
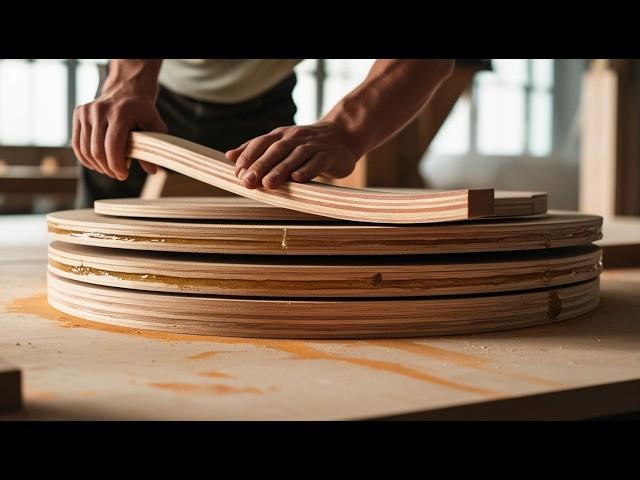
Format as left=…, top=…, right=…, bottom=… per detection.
left=1, top=215, right=639, bottom=420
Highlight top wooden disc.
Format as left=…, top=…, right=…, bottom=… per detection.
left=47, top=209, right=602, bottom=256
left=94, top=190, right=547, bottom=221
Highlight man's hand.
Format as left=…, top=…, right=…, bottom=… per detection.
left=226, top=121, right=360, bottom=189
left=72, top=60, right=165, bottom=180
left=227, top=59, right=454, bottom=190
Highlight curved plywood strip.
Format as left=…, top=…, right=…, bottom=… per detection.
left=126, top=132, right=494, bottom=224
left=375, top=190, right=548, bottom=218
left=47, top=209, right=603, bottom=256
left=48, top=242, right=603, bottom=298
left=94, top=191, right=547, bottom=221
left=95, top=196, right=325, bottom=221
left=47, top=273, right=600, bottom=339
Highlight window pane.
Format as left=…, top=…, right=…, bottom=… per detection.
left=76, top=62, right=100, bottom=105
left=0, top=59, right=31, bottom=144
left=325, top=59, right=374, bottom=78
left=79, top=59, right=108, bottom=65
left=529, top=90, right=553, bottom=156
left=33, top=60, right=67, bottom=146
left=477, top=84, right=525, bottom=155
left=532, top=59, right=554, bottom=88
left=292, top=59, right=318, bottom=125
left=322, top=59, right=374, bottom=116
left=430, top=95, right=470, bottom=155
left=489, top=59, right=528, bottom=85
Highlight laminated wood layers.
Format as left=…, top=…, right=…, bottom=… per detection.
left=126, top=132, right=494, bottom=224
left=46, top=210, right=603, bottom=256
left=47, top=273, right=601, bottom=339
left=47, top=241, right=602, bottom=298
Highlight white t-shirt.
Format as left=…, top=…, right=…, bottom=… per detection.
left=158, top=59, right=302, bottom=104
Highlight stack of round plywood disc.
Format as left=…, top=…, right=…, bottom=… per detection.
left=46, top=196, right=603, bottom=339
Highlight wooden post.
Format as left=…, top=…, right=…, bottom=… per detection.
left=579, top=59, right=640, bottom=217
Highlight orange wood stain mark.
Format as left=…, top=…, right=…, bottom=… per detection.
left=198, top=370, right=231, bottom=378
left=8, top=292, right=496, bottom=396
left=268, top=341, right=497, bottom=396
left=188, top=351, right=218, bottom=360
left=365, top=340, right=562, bottom=387
left=25, top=390, right=56, bottom=400
left=148, top=382, right=262, bottom=396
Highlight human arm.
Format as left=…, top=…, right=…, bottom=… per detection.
left=226, top=59, right=455, bottom=189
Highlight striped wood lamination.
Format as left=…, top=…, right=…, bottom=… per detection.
left=47, top=273, right=601, bottom=339
left=47, top=241, right=603, bottom=298
left=47, top=209, right=603, bottom=256
left=126, top=132, right=494, bottom=224
left=94, top=191, right=547, bottom=221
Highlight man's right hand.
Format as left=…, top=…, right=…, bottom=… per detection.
left=72, top=60, right=166, bottom=180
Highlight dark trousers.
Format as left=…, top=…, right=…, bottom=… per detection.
left=76, top=72, right=298, bottom=208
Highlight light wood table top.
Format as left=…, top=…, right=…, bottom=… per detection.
left=0, top=216, right=638, bottom=420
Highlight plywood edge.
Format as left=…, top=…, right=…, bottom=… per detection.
left=467, top=188, right=495, bottom=218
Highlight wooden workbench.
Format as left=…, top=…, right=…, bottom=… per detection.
left=1, top=215, right=639, bottom=420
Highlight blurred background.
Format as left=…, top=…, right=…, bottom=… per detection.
left=0, top=59, right=638, bottom=217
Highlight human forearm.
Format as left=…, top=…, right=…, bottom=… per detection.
left=323, top=59, right=454, bottom=158
left=227, top=59, right=455, bottom=190
left=101, top=59, right=164, bottom=100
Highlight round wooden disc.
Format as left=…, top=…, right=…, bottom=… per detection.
left=48, top=241, right=603, bottom=297
left=47, top=272, right=600, bottom=339
left=93, top=192, right=547, bottom=221
left=47, top=209, right=602, bottom=256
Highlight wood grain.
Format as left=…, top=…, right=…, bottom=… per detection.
left=0, top=359, right=22, bottom=412
left=94, top=190, right=547, bottom=221
left=374, top=189, right=548, bottom=218
left=47, top=241, right=603, bottom=298
left=47, top=272, right=600, bottom=339
left=125, top=132, right=494, bottom=224
left=47, top=209, right=603, bottom=256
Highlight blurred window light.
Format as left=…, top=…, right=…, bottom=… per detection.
left=0, top=59, right=554, bottom=158
left=0, top=59, right=106, bottom=147
left=0, top=59, right=31, bottom=145
left=292, top=59, right=319, bottom=125
left=431, top=59, right=555, bottom=157
left=430, top=95, right=471, bottom=155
